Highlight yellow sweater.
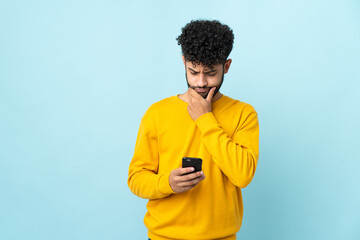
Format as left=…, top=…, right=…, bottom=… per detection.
left=128, top=94, right=259, bottom=240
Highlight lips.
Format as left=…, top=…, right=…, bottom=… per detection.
left=195, top=88, right=209, bottom=93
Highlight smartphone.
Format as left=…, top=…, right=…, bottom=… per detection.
left=182, top=157, right=202, bottom=175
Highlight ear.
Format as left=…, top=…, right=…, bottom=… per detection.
left=223, top=59, right=232, bottom=74
left=182, top=55, right=186, bottom=66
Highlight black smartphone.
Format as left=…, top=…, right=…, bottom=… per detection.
left=182, top=157, right=202, bottom=175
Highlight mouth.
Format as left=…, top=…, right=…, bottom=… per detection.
left=194, top=87, right=209, bottom=93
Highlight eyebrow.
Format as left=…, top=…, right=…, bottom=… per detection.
left=188, top=67, right=217, bottom=73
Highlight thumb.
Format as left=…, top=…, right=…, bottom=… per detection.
left=206, top=87, right=216, bottom=102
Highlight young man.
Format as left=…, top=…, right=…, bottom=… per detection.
left=128, top=20, right=259, bottom=240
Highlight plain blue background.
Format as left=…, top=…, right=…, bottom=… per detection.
left=1, top=0, right=359, bottom=239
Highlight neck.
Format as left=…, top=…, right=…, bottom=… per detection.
left=212, top=92, right=223, bottom=102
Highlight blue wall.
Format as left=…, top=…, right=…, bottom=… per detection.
left=1, top=0, right=359, bottom=239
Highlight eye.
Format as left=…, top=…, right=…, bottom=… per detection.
left=207, top=73, right=216, bottom=76
left=190, top=72, right=198, bottom=75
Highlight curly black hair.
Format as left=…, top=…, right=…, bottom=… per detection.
left=176, top=19, right=234, bottom=67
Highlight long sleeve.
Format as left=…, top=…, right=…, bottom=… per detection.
left=195, top=107, right=259, bottom=188
left=128, top=96, right=258, bottom=239
left=127, top=109, right=175, bottom=199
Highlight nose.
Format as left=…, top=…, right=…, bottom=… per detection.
left=198, top=73, right=208, bottom=87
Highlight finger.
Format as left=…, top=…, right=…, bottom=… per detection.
left=176, top=167, right=195, bottom=176
left=187, top=89, right=194, bottom=102
left=188, top=87, right=194, bottom=95
left=181, top=175, right=205, bottom=187
left=188, top=87, right=201, bottom=99
left=206, top=87, right=216, bottom=102
left=188, top=87, right=196, bottom=94
left=179, top=171, right=204, bottom=182
left=188, top=88, right=196, bottom=100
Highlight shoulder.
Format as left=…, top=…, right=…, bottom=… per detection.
left=221, top=96, right=259, bottom=129
left=145, top=96, right=174, bottom=112
left=221, top=95, right=257, bottom=115
left=142, top=96, right=176, bottom=119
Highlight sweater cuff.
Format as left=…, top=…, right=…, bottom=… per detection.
left=158, top=172, right=175, bottom=195
left=195, top=112, right=219, bottom=133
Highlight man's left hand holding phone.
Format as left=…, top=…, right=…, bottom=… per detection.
left=168, top=157, right=205, bottom=193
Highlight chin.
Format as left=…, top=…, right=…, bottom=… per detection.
left=198, top=92, right=208, bottom=99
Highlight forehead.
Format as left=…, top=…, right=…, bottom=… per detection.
left=186, top=61, right=222, bottom=71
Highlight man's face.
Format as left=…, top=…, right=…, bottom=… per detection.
left=183, top=57, right=231, bottom=99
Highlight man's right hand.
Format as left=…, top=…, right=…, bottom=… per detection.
left=169, top=167, right=205, bottom=193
